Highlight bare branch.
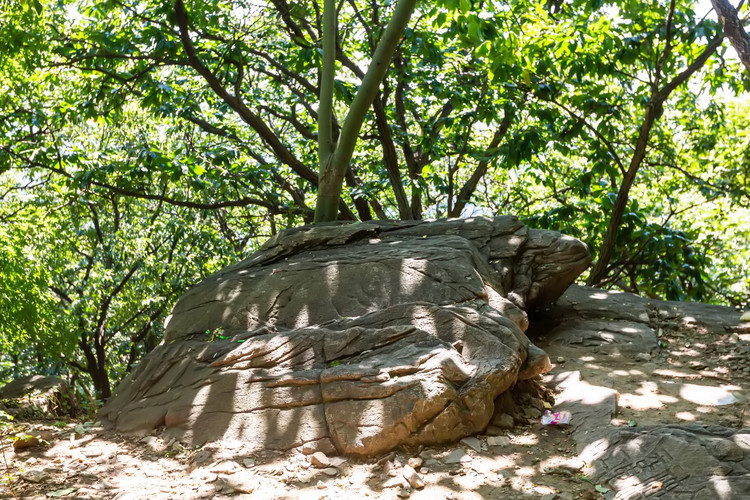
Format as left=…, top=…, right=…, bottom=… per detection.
left=174, top=0, right=318, bottom=185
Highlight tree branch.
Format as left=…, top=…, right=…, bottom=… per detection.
left=711, top=0, right=750, bottom=74
left=174, top=0, right=318, bottom=185
left=449, top=112, right=511, bottom=217
left=315, top=0, right=418, bottom=221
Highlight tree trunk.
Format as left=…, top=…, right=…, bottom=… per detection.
left=587, top=103, right=660, bottom=285
left=587, top=34, right=723, bottom=285
left=711, top=0, right=750, bottom=74
left=80, top=333, right=112, bottom=400
left=314, top=0, right=418, bottom=222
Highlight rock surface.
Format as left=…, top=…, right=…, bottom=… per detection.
left=0, top=375, right=79, bottom=418
left=99, top=217, right=590, bottom=456
left=5, top=282, right=749, bottom=499
left=536, top=284, right=749, bottom=499
left=582, top=425, right=750, bottom=499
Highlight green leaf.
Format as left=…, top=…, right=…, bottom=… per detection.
left=189, top=163, right=206, bottom=176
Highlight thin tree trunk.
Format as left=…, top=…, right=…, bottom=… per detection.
left=587, top=33, right=724, bottom=285
left=80, top=333, right=111, bottom=400
left=373, top=98, right=412, bottom=218
left=587, top=103, right=660, bottom=285
left=448, top=112, right=511, bottom=217
left=711, top=0, right=750, bottom=74
left=314, top=0, right=418, bottom=222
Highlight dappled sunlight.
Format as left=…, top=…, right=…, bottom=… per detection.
left=619, top=381, right=677, bottom=411
left=0, top=392, right=617, bottom=499
left=512, top=465, right=536, bottom=477
left=608, top=369, right=630, bottom=377
left=399, top=258, right=428, bottom=296
left=679, top=383, right=740, bottom=406
left=582, top=361, right=605, bottom=370
left=579, top=437, right=612, bottom=464
left=612, top=475, right=668, bottom=496
left=509, top=433, right=538, bottom=446
left=657, top=380, right=741, bottom=406
left=598, top=331, right=616, bottom=342
left=295, top=304, right=310, bottom=328
left=696, top=406, right=717, bottom=414
left=675, top=411, right=697, bottom=421
left=710, top=476, right=734, bottom=499
left=526, top=284, right=750, bottom=499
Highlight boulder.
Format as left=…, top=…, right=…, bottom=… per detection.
left=0, top=375, right=79, bottom=418
left=99, top=217, right=590, bottom=456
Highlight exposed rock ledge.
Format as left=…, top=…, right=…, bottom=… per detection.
left=99, top=217, right=591, bottom=456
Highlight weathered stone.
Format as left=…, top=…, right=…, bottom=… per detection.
left=490, top=413, right=515, bottom=430
left=0, top=375, right=79, bottom=418
left=12, top=430, right=55, bottom=450
left=582, top=426, right=750, bottom=499
left=220, top=472, right=258, bottom=493
left=384, top=459, right=399, bottom=477
left=443, top=448, right=471, bottom=464
left=486, top=435, right=511, bottom=447
left=19, top=469, right=50, bottom=483
left=533, top=285, right=750, bottom=499
left=209, top=460, right=240, bottom=474
left=321, top=467, right=338, bottom=476
left=100, top=217, right=590, bottom=456
left=548, top=378, right=619, bottom=450
left=402, top=465, right=424, bottom=489
left=545, top=318, right=659, bottom=357
left=459, top=437, right=483, bottom=452
left=301, top=439, right=337, bottom=456
left=485, top=425, right=505, bottom=436
left=383, top=475, right=406, bottom=488
left=310, top=452, right=331, bottom=469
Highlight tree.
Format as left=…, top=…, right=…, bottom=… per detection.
left=2, top=0, right=750, bottom=400
left=1, top=96, right=252, bottom=397
left=0, top=180, right=71, bottom=381
left=37, top=0, right=526, bottom=224
left=586, top=0, right=725, bottom=285
left=464, top=0, right=732, bottom=289
left=314, top=0, right=417, bottom=221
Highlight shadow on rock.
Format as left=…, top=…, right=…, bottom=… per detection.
left=99, top=217, right=591, bottom=456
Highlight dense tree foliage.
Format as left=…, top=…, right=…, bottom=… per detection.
left=1, top=0, right=749, bottom=398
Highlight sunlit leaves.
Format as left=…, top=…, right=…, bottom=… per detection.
left=3, top=0, right=750, bottom=310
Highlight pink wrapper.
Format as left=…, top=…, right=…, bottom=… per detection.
left=541, top=410, right=572, bottom=425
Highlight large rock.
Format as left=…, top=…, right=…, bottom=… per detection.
left=582, top=425, right=750, bottom=499
left=0, top=375, right=79, bottom=418
left=99, top=217, right=590, bottom=456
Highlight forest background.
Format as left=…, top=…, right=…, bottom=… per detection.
left=1, top=0, right=749, bottom=405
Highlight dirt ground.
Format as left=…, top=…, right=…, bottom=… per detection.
left=2, top=296, right=748, bottom=500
